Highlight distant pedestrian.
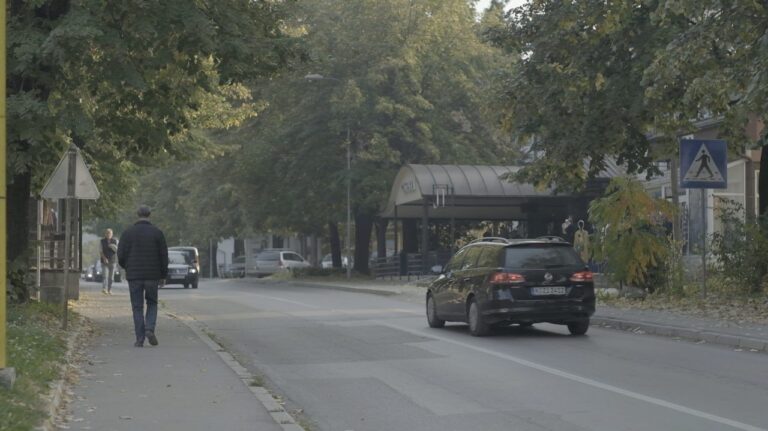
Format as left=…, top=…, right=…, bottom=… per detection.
left=117, top=205, right=169, bottom=348
left=100, top=228, right=118, bottom=294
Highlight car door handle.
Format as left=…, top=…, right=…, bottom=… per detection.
left=462, top=277, right=471, bottom=282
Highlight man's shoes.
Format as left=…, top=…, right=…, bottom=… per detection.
left=107, top=290, right=112, bottom=295
left=102, top=289, right=107, bottom=295
left=134, top=340, right=144, bottom=348
left=146, top=330, right=158, bottom=346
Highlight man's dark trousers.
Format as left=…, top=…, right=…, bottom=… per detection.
left=128, top=280, right=159, bottom=343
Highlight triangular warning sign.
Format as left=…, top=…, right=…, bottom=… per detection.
left=41, top=145, right=101, bottom=200
left=683, top=144, right=724, bottom=183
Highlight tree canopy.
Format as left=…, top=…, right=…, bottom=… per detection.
left=492, top=0, right=767, bottom=192
left=7, top=0, right=297, bottom=262
left=208, top=0, right=516, bottom=271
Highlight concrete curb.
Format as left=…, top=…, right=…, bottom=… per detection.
left=165, top=310, right=306, bottom=431
left=591, top=316, right=768, bottom=353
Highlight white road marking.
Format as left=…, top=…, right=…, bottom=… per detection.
left=380, top=322, right=767, bottom=431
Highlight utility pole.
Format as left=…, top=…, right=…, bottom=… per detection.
left=0, top=0, right=16, bottom=389
left=346, top=126, right=352, bottom=280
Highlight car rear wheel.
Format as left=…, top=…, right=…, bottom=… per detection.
left=183, top=283, right=189, bottom=289
left=426, top=293, right=445, bottom=328
left=567, top=319, right=589, bottom=335
left=467, top=298, right=490, bottom=337
left=192, top=280, right=198, bottom=289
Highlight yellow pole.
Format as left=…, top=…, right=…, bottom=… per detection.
left=0, top=0, right=8, bottom=369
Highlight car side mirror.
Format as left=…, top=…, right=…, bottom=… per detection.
left=431, top=265, right=444, bottom=274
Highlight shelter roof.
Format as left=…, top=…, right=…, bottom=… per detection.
left=381, top=164, right=564, bottom=219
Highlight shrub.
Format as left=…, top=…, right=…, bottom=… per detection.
left=710, top=198, right=768, bottom=294
left=589, top=177, right=675, bottom=291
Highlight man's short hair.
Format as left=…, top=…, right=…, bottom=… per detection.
left=137, top=205, right=151, bottom=218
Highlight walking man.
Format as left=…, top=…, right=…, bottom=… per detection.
left=117, top=205, right=169, bottom=347
left=100, top=228, right=118, bottom=294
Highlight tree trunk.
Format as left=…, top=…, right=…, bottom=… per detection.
left=759, top=144, right=768, bottom=216
left=211, top=242, right=218, bottom=278
left=8, top=172, right=32, bottom=264
left=234, top=238, right=245, bottom=257
left=328, top=221, right=342, bottom=268
left=402, top=219, right=418, bottom=253
left=376, top=218, right=388, bottom=259
left=353, top=213, right=374, bottom=274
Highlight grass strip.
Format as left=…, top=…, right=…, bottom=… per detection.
left=1, top=302, right=69, bottom=431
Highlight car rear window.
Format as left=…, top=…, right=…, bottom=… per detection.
left=504, top=245, right=583, bottom=269
left=168, top=252, right=187, bottom=265
left=257, top=252, right=280, bottom=261
left=282, top=253, right=303, bottom=261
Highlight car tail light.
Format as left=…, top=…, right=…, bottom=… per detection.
left=489, top=272, right=525, bottom=284
left=570, top=271, right=593, bottom=282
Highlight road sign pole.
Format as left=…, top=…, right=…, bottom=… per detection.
left=701, top=188, right=707, bottom=299
left=61, top=148, right=76, bottom=330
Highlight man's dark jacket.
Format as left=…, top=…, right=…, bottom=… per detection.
left=117, top=220, right=169, bottom=281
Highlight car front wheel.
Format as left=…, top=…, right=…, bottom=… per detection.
left=426, top=293, right=445, bottom=328
left=467, top=298, right=490, bottom=337
left=567, top=319, right=589, bottom=336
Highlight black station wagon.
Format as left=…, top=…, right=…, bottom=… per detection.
left=426, top=237, right=595, bottom=336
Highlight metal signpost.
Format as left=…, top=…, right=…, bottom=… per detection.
left=679, top=139, right=727, bottom=298
left=41, top=144, right=100, bottom=329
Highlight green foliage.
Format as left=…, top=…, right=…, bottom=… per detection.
left=589, top=177, right=675, bottom=289
left=1, top=303, right=67, bottom=431
left=492, top=1, right=673, bottom=190
left=645, top=0, right=768, bottom=142
left=710, top=198, right=768, bottom=294
left=229, top=0, right=515, bottom=239
left=492, top=0, right=767, bottom=190
left=7, top=0, right=298, bottom=258
left=7, top=258, right=33, bottom=304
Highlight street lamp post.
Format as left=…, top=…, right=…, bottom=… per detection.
left=305, top=74, right=352, bottom=279
left=345, top=126, right=352, bottom=280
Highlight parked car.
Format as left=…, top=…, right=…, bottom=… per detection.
left=86, top=261, right=122, bottom=283
left=83, top=264, right=97, bottom=282
left=168, top=246, right=200, bottom=274
left=320, top=253, right=351, bottom=269
left=227, top=255, right=246, bottom=278
left=252, top=250, right=310, bottom=277
left=426, top=237, right=595, bottom=336
left=164, top=250, right=199, bottom=288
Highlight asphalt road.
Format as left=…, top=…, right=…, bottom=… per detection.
left=159, top=278, right=768, bottom=431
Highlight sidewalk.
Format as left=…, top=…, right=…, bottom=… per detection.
left=281, top=278, right=768, bottom=352
left=61, top=283, right=298, bottom=431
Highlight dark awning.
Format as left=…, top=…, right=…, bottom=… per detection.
left=381, top=164, right=576, bottom=220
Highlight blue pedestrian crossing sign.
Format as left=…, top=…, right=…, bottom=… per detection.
left=680, top=139, right=727, bottom=189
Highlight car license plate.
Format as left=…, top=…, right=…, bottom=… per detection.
left=171, top=274, right=184, bottom=279
left=531, top=286, right=567, bottom=296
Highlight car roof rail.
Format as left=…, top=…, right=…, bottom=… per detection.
left=468, top=237, right=511, bottom=245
